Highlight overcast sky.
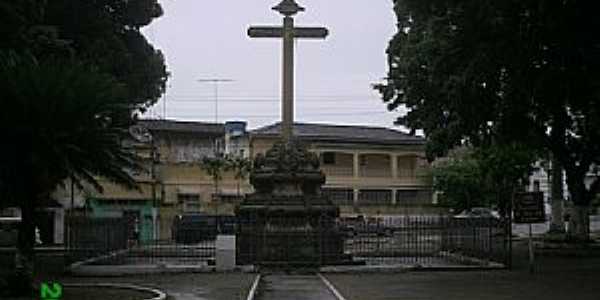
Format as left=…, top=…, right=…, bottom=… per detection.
left=142, top=0, right=402, bottom=130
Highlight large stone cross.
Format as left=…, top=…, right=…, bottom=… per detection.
left=248, top=0, right=328, bottom=141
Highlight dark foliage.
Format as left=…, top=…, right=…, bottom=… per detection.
left=0, top=0, right=168, bottom=110
left=377, top=0, right=600, bottom=209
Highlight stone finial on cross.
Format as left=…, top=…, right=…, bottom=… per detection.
left=248, top=0, right=328, bottom=141
left=272, top=0, right=304, bottom=16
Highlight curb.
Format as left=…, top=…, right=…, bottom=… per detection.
left=69, top=249, right=130, bottom=270
left=63, top=283, right=166, bottom=300
left=70, top=264, right=258, bottom=277
left=410, top=265, right=506, bottom=271
left=438, top=251, right=507, bottom=269
left=70, top=264, right=214, bottom=277
left=318, top=273, right=348, bottom=300
left=320, top=264, right=415, bottom=273
left=246, top=274, right=261, bottom=300
left=319, top=262, right=505, bottom=273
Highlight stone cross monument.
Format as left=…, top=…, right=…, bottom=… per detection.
left=248, top=0, right=328, bottom=141
left=237, top=0, right=348, bottom=269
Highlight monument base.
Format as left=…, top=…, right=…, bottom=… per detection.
left=236, top=140, right=353, bottom=268
left=236, top=204, right=351, bottom=268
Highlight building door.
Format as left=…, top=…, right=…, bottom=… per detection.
left=35, top=210, right=55, bottom=244
left=123, top=210, right=140, bottom=242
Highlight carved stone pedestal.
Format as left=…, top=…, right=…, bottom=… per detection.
left=236, top=141, right=349, bottom=268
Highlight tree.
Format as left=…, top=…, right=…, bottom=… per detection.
left=227, top=156, right=252, bottom=197
left=432, top=153, right=492, bottom=213
left=0, top=0, right=167, bottom=294
left=432, top=144, right=535, bottom=215
left=47, top=0, right=167, bottom=110
left=0, top=0, right=168, bottom=110
left=377, top=0, right=600, bottom=241
left=0, top=54, right=141, bottom=295
left=549, top=156, right=566, bottom=233
left=199, top=155, right=229, bottom=201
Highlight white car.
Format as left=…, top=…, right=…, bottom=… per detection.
left=454, top=207, right=500, bottom=219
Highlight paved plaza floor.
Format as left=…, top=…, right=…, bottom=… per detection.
left=53, top=273, right=256, bottom=300
left=324, top=240, right=600, bottom=300
left=256, top=274, right=338, bottom=300
left=24, top=238, right=600, bottom=300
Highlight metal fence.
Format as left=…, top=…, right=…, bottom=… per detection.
left=66, top=215, right=509, bottom=268
left=66, top=217, right=129, bottom=263
left=341, top=215, right=509, bottom=267
left=87, top=239, right=215, bottom=266
left=237, top=215, right=509, bottom=268
left=236, top=215, right=346, bottom=267
left=66, top=216, right=216, bottom=266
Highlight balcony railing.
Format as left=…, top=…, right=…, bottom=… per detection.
left=321, top=166, right=354, bottom=177
left=360, top=167, right=392, bottom=178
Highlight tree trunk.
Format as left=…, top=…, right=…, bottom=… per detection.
left=12, top=198, right=36, bottom=296
left=549, top=157, right=565, bottom=233
left=565, top=176, right=591, bottom=242
left=569, top=204, right=590, bottom=242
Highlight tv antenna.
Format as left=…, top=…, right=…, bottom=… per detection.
left=197, top=78, right=235, bottom=123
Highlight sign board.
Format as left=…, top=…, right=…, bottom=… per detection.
left=248, top=26, right=328, bottom=39
left=514, top=192, right=545, bottom=224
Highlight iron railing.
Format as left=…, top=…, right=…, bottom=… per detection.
left=87, top=239, right=215, bottom=266
left=237, top=214, right=509, bottom=268
left=66, top=215, right=509, bottom=268
left=66, top=217, right=128, bottom=264
left=341, top=215, right=508, bottom=266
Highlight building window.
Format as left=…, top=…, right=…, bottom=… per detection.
left=396, top=190, right=432, bottom=205
left=216, top=194, right=244, bottom=204
left=358, top=189, right=392, bottom=206
left=178, top=194, right=200, bottom=212
left=533, top=180, right=540, bottom=192
left=322, top=188, right=353, bottom=205
left=214, top=139, right=224, bottom=155
left=397, top=156, right=416, bottom=178
left=322, top=152, right=336, bottom=165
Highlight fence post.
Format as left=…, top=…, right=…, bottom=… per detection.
left=216, top=235, right=236, bottom=271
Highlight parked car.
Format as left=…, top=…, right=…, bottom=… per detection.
left=337, top=216, right=393, bottom=237
left=453, top=207, right=502, bottom=228
left=171, top=214, right=237, bottom=244
left=0, top=217, right=20, bottom=247
left=454, top=207, right=500, bottom=219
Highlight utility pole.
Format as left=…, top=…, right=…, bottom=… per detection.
left=197, top=78, right=234, bottom=123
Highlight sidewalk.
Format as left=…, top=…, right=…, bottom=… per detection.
left=324, top=240, right=600, bottom=300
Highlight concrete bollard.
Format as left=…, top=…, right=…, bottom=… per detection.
left=216, top=235, right=236, bottom=271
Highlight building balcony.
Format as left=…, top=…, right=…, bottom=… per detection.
left=316, top=150, right=430, bottom=188
left=321, top=166, right=354, bottom=177
left=359, top=167, right=392, bottom=178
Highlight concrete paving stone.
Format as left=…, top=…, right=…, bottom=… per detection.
left=324, top=241, right=600, bottom=300
left=257, top=275, right=338, bottom=300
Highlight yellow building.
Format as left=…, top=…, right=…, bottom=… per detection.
left=246, top=122, right=434, bottom=216
left=139, top=120, right=240, bottom=239
left=65, top=120, right=237, bottom=240
left=75, top=120, right=435, bottom=240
